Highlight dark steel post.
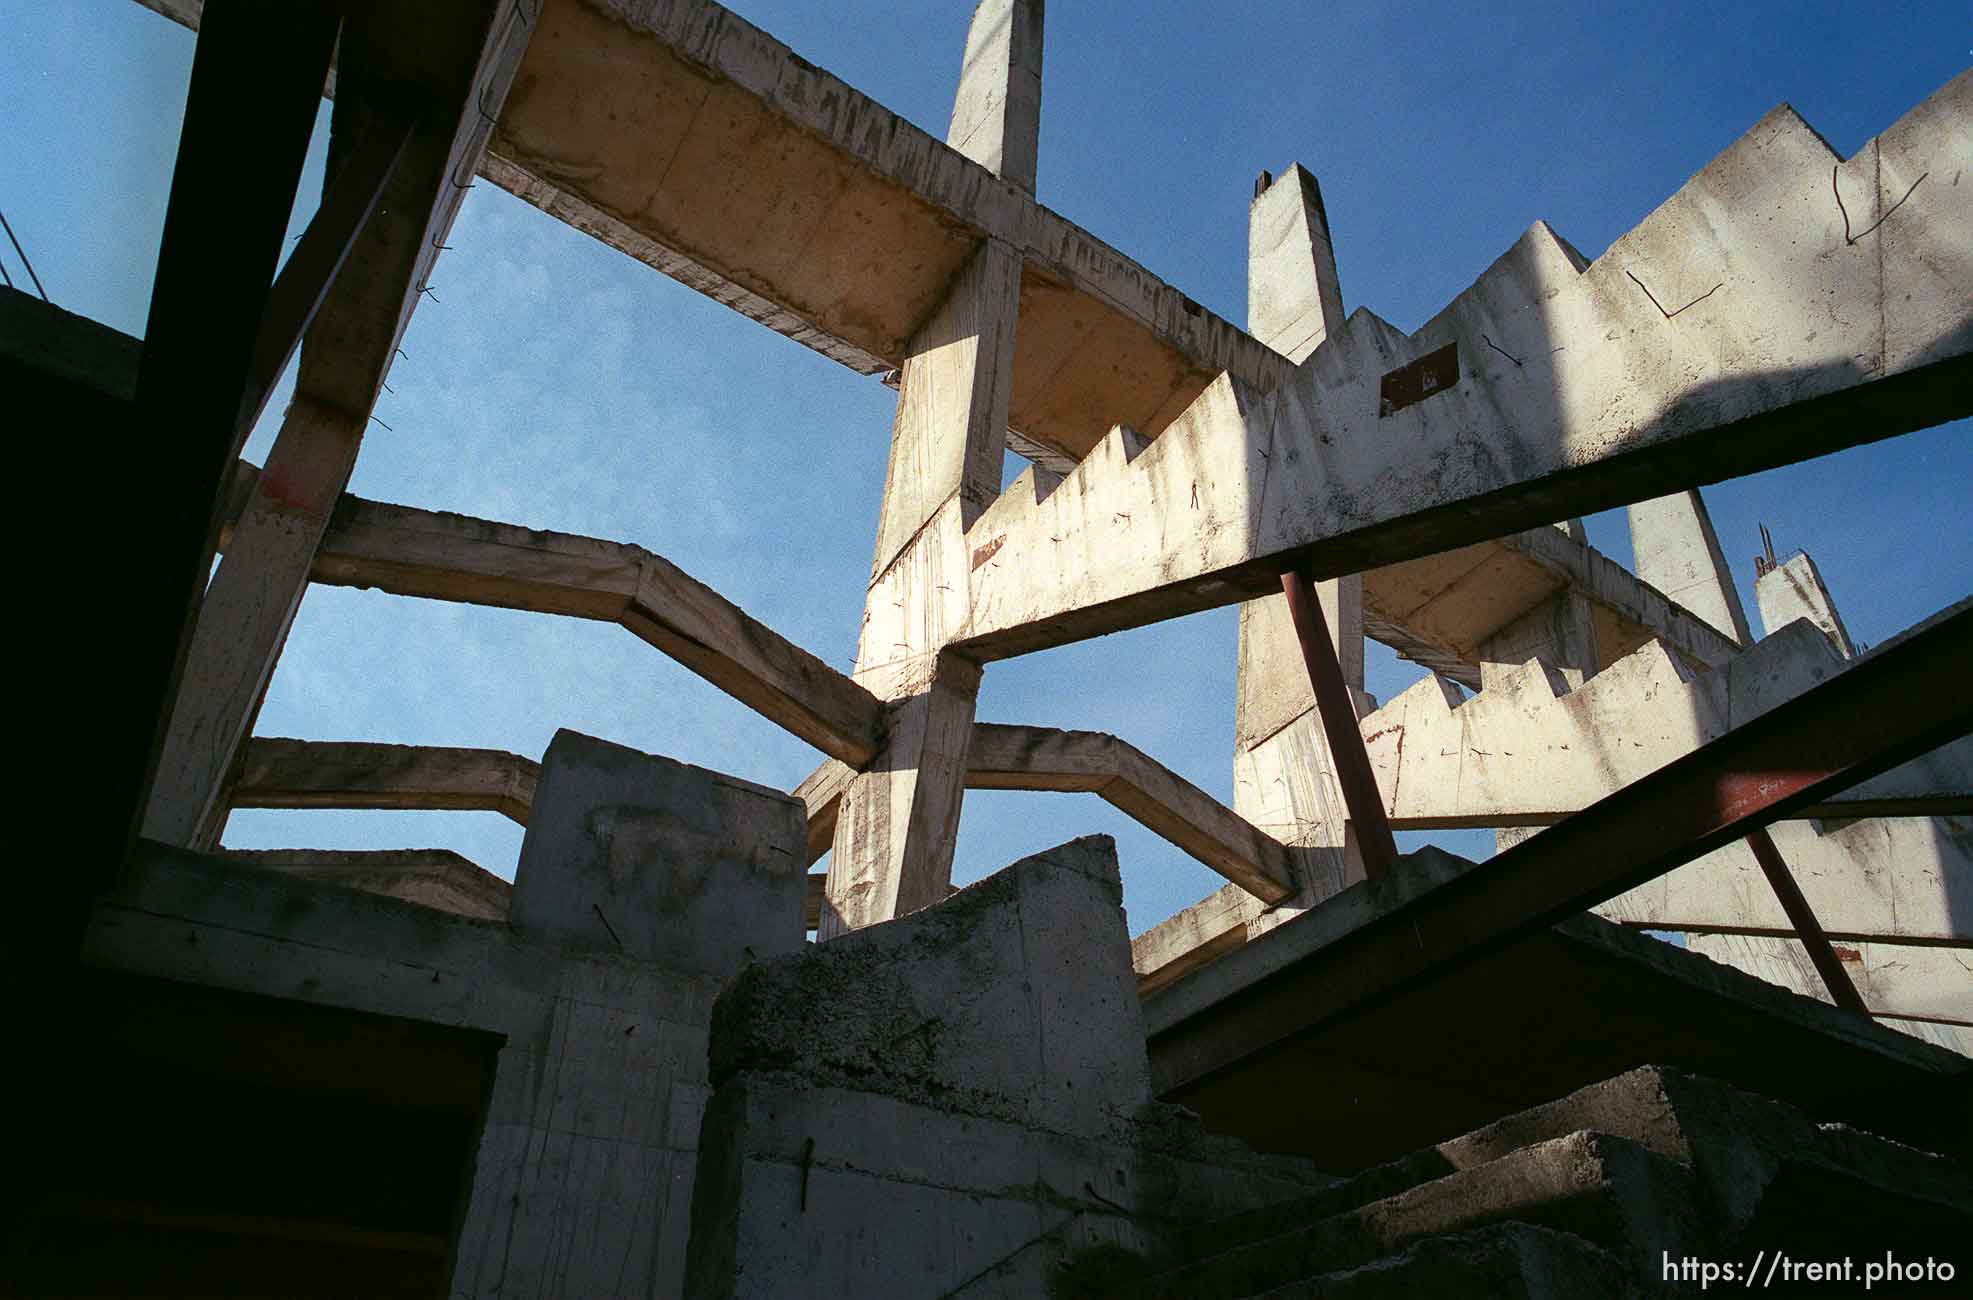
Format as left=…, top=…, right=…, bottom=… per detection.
left=1744, top=827, right=1871, bottom=1014
left=1280, top=566, right=1398, bottom=879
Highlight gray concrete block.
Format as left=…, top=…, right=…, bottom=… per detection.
left=511, top=728, right=807, bottom=973
left=709, top=835, right=1149, bottom=1137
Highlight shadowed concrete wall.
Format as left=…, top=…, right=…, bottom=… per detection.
left=685, top=835, right=1329, bottom=1297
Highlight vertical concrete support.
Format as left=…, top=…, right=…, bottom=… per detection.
left=687, top=836, right=1327, bottom=1297
left=1628, top=489, right=1753, bottom=646
left=1230, top=164, right=1369, bottom=917
left=452, top=729, right=806, bottom=1299
left=946, top=0, right=1044, bottom=194
left=1756, top=550, right=1856, bottom=657
left=143, top=398, right=364, bottom=848
left=827, top=239, right=1022, bottom=937
left=1247, top=164, right=1345, bottom=366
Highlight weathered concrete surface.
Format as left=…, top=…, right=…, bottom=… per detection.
left=1479, top=588, right=1597, bottom=694
left=1143, top=847, right=1968, bottom=1173
left=968, top=724, right=1295, bottom=901
left=1756, top=549, right=1856, bottom=655
left=946, top=0, right=1043, bottom=195
left=220, top=461, right=888, bottom=767
left=1627, top=488, right=1753, bottom=646
left=513, top=729, right=807, bottom=970
left=92, top=729, right=810, bottom=1297
left=686, top=836, right=1329, bottom=1297
left=825, top=206, right=1024, bottom=933
left=956, top=79, right=1973, bottom=658
left=1358, top=619, right=1972, bottom=829
left=234, top=738, right=539, bottom=825
left=486, top=0, right=1293, bottom=461
left=223, top=846, right=512, bottom=921
left=1685, top=932, right=1971, bottom=1035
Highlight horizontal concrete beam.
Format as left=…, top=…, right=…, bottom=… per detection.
left=133, top=0, right=1293, bottom=464
left=956, top=77, right=1973, bottom=659
left=221, top=839, right=834, bottom=931
left=790, top=723, right=1295, bottom=904
left=235, top=738, right=540, bottom=825
left=220, top=463, right=886, bottom=767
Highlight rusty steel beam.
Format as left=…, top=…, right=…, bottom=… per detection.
left=1281, top=566, right=1398, bottom=879
left=1149, top=605, right=1973, bottom=1094
left=1744, top=826, right=1870, bottom=1015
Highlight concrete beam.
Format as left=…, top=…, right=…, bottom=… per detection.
left=218, top=467, right=887, bottom=767
left=794, top=724, right=1293, bottom=903
left=968, top=724, right=1295, bottom=903
left=955, top=78, right=1973, bottom=659
left=221, top=847, right=513, bottom=922
left=233, top=738, right=539, bottom=825
left=144, top=1, right=537, bottom=848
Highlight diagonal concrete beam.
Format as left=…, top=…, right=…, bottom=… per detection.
left=955, top=77, right=1973, bottom=660
left=792, top=724, right=1295, bottom=904
left=216, top=468, right=887, bottom=767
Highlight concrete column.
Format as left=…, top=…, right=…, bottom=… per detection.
left=1755, top=549, right=1856, bottom=657
left=143, top=397, right=365, bottom=848
left=1628, top=488, right=1753, bottom=646
left=1233, top=164, right=1367, bottom=902
left=826, top=239, right=1021, bottom=937
left=946, top=0, right=1044, bottom=194
left=688, top=836, right=1326, bottom=1296
left=822, top=11, right=1044, bottom=937
left=452, top=729, right=807, bottom=1298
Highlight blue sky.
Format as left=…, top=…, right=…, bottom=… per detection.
left=4, top=2, right=1966, bottom=935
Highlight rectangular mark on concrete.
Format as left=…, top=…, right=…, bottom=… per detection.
left=1379, top=341, right=1459, bottom=417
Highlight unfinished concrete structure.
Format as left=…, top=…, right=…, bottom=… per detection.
left=9, top=0, right=1970, bottom=1294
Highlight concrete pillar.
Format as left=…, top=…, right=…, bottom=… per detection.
left=451, top=729, right=807, bottom=1298
left=826, top=240, right=1021, bottom=936
left=687, top=836, right=1326, bottom=1296
left=1232, top=164, right=1369, bottom=906
left=823, top=10, right=1044, bottom=938
left=946, top=0, right=1044, bottom=194
left=143, top=397, right=365, bottom=848
left=1628, top=489, right=1753, bottom=646
left=1247, top=164, right=1345, bottom=366
left=1755, top=549, right=1856, bottom=657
